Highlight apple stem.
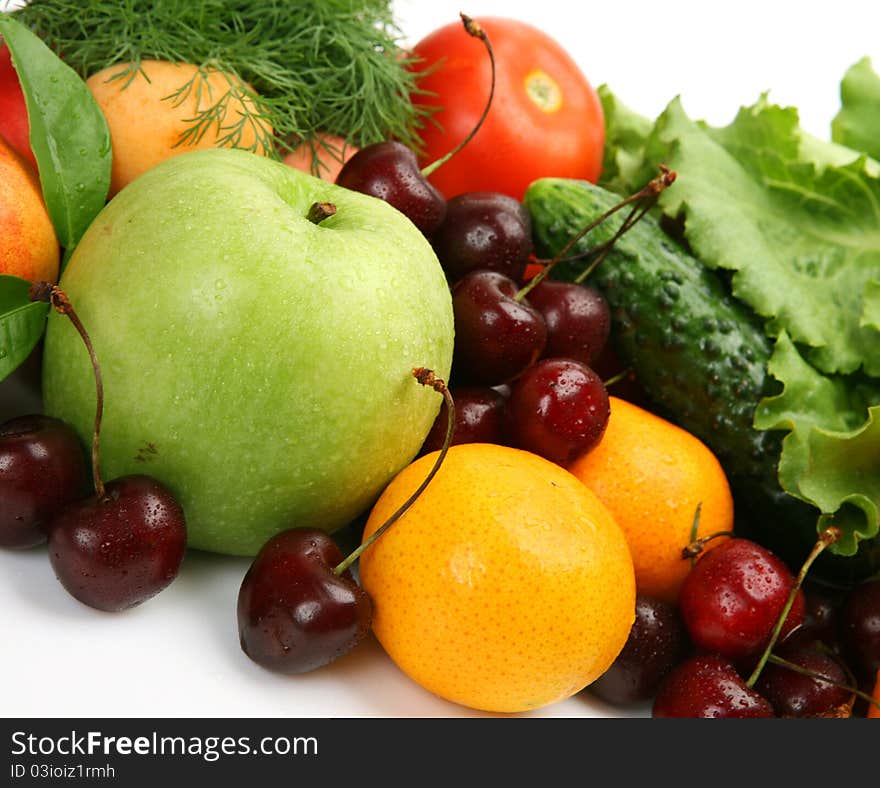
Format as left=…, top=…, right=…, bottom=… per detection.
left=745, top=526, right=842, bottom=688
left=514, top=166, right=677, bottom=302
left=30, top=282, right=106, bottom=499
left=419, top=14, right=495, bottom=180
left=333, top=368, right=455, bottom=576
left=307, top=202, right=337, bottom=225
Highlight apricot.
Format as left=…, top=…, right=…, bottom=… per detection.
left=282, top=133, right=358, bottom=181
left=0, top=135, right=59, bottom=283
left=86, top=60, right=273, bottom=196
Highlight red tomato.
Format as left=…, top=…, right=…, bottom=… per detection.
left=0, top=41, right=36, bottom=171
left=410, top=17, right=604, bottom=201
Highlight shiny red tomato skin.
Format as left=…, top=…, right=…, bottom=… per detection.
left=0, top=42, right=36, bottom=171
left=410, top=17, right=604, bottom=201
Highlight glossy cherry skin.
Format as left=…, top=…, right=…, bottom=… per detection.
left=755, top=641, right=852, bottom=717
left=420, top=386, right=507, bottom=454
left=679, top=538, right=805, bottom=662
left=0, top=414, right=89, bottom=549
left=527, top=279, right=611, bottom=367
left=431, top=192, right=532, bottom=282
left=47, top=474, right=187, bottom=612
left=238, top=528, right=372, bottom=674
left=653, top=654, right=775, bottom=718
left=840, top=579, right=880, bottom=681
left=450, top=270, right=547, bottom=386
left=505, top=358, right=610, bottom=465
left=335, top=141, right=446, bottom=236
left=589, top=594, right=689, bottom=706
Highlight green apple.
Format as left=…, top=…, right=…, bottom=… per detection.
left=41, top=148, right=454, bottom=556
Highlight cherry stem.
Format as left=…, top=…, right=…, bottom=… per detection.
left=746, top=526, right=842, bottom=688
left=307, top=202, right=336, bottom=224
left=682, top=528, right=736, bottom=561
left=333, top=368, right=455, bottom=576
left=29, top=282, right=106, bottom=499
left=601, top=369, right=631, bottom=389
left=514, top=166, right=677, bottom=302
left=419, top=14, right=495, bottom=179
left=766, top=653, right=879, bottom=715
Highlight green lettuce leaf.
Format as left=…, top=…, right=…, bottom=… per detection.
left=636, top=96, right=880, bottom=377
left=754, top=332, right=880, bottom=555
left=832, top=57, right=880, bottom=160
left=599, top=79, right=880, bottom=557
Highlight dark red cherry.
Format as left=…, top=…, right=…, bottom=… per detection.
left=840, top=579, right=880, bottom=681
left=47, top=474, right=187, bottom=612
left=505, top=358, right=610, bottom=465
left=335, top=141, right=447, bottom=236
left=589, top=594, right=689, bottom=706
left=526, top=279, right=611, bottom=367
left=653, top=654, right=775, bottom=718
left=420, top=385, right=507, bottom=454
left=755, top=641, right=852, bottom=717
left=450, top=270, right=547, bottom=386
left=0, top=414, right=89, bottom=549
left=431, top=192, right=532, bottom=282
left=238, top=527, right=372, bottom=674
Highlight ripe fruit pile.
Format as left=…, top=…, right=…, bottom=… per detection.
left=590, top=532, right=880, bottom=718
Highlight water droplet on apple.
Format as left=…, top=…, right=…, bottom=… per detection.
left=214, top=279, right=227, bottom=290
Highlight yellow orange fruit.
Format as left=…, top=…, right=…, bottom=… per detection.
left=869, top=670, right=880, bottom=719
left=359, top=442, right=635, bottom=714
left=568, top=396, right=734, bottom=604
left=0, top=135, right=59, bottom=282
left=87, top=60, right=273, bottom=195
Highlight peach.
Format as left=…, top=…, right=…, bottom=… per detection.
left=86, top=60, right=273, bottom=196
left=282, top=133, right=358, bottom=181
left=0, top=135, right=59, bottom=283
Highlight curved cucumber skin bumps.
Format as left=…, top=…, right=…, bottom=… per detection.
left=525, top=177, right=877, bottom=582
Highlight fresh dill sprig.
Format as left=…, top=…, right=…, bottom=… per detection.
left=10, top=0, right=433, bottom=162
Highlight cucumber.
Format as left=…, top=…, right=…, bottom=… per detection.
left=524, top=177, right=877, bottom=583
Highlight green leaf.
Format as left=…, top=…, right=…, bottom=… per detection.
left=0, top=275, right=49, bottom=383
left=640, top=96, right=880, bottom=377
left=832, top=57, right=880, bottom=161
left=597, top=84, right=655, bottom=195
left=754, top=332, right=880, bottom=554
left=0, top=14, right=111, bottom=253
left=599, top=81, right=880, bottom=559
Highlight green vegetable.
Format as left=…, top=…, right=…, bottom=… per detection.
left=577, top=83, right=880, bottom=577
left=832, top=57, right=880, bottom=161
left=0, top=15, right=111, bottom=254
left=526, top=177, right=777, bottom=484
left=526, top=176, right=880, bottom=581
left=9, top=0, right=430, bottom=159
left=0, top=276, right=49, bottom=382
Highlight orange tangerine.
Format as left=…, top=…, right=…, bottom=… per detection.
left=358, top=442, right=635, bottom=714
left=869, top=670, right=880, bottom=719
left=568, top=396, right=734, bottom=604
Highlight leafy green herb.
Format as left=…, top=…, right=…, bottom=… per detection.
left=0, top=276, right=49, bottom=382
left=598, top=82, right=880, bottom=557
left=832, top=57, right=880, bottom=161
left=9, top=0, right=433, bottom=160
left=0, top=15, right=111, bottom=255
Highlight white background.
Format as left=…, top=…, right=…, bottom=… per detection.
left=2, top=1, right=879, bottom=719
